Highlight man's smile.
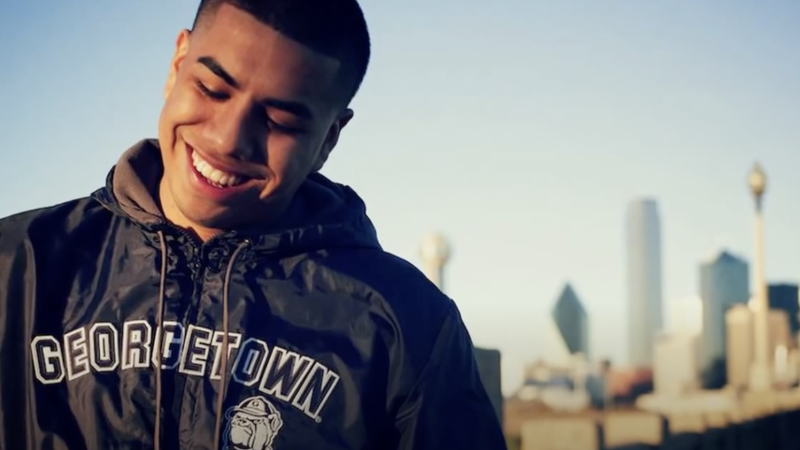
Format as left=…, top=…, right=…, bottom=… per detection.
left=185, top=143, right=257, bottom=200
left=190, top=147, right=247, bottom=188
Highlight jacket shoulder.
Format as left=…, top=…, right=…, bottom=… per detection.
left=324, top=247, right=454, bottom=316
left=319, top=248, right=458, bottom=364
left=0, top=197, right=111, bottom=249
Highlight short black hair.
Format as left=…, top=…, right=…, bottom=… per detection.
left=191, top=0, right=371, bottom=106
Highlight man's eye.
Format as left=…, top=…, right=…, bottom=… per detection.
left=267, top=118, right=301, bottom=134
left=196, top=81, right=227, bottom=100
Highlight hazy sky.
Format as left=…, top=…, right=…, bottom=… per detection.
left=1, top=1, right=799, bottom=395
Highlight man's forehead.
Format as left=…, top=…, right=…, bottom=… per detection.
left=192, top=3, right=341, bottom=67
left=186, top=3, right=355, bottom=112
left=189, top=11, right=344, bottom=104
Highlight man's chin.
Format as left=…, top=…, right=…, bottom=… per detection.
left=172, top=198, right=275, bottom=237
left=173, top=206, right=238, bottom=235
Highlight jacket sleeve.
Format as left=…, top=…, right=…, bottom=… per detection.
left=392, top=305, right=508, bottom=450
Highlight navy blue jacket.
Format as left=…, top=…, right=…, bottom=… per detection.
left=0, top=139, right=507, bottom=450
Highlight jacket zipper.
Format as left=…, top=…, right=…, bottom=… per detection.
left=157, top=221, right=207, bottom=447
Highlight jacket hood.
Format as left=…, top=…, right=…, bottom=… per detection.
left=92, top=139, right=382, bottom=254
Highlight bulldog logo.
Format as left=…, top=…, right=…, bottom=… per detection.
left=223, top=396, right=284, bottom=450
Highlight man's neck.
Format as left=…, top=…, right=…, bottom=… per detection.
left=156, top=177, right=301, bottom=243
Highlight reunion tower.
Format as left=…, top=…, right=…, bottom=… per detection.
left=419, top=232, right=451, bottom=292
left=418, top=231, right=504, bottom=423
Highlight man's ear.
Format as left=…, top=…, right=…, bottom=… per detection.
left=312, top=109, right=354, bottom=172
left=164, top=29, right=192, bottom=99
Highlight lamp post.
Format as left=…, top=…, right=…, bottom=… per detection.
left=748, top=163, right=772, bottom=392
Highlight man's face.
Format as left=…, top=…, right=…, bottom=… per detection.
left=158, top=4, right=353, bottom=238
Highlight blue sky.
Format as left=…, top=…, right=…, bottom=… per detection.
left=1, top=1, right=799, bottom=395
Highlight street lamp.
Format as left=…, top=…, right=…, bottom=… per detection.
left=748, top=162, right=772, bottom=392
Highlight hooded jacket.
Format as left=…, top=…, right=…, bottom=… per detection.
left=0, top=139, right=507, bottom=450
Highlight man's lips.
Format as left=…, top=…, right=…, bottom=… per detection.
left=187, top=145, right=256, bottom=180
left=185, top=145, right=254, bottom=198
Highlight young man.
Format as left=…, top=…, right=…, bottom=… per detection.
left=0, top=0, right=507, bottom=449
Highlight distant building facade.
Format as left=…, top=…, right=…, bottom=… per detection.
left=768, top=309, right=794, bottom=353
left=665, top=295, right=702, bottom=337
left=653, top=333, right=700, bottom=396
left=726, top=303, right=795, bottom=390
left=474, top=347, right=503, bottom=425
left=769, top=283, right=800, bottom=338
left=625, top=198, right=664, bottom=366
left=725, top=304, right=754, bottom=391
left=699, top=250, right=749, bottom=385
left=552, top=283, right=590, bottom=358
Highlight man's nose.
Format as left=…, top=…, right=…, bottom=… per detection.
left=204, top=104, right=261, bottom=160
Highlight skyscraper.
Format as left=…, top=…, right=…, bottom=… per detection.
left=725, top=304, right=754, bottom=391
left=653, top=333, right=700, bottom=395
left=625, top=198, right=664, bottom=366
left=665, top=295, right=702, bottom=337
left=552, top=283, right=590, bottom=357
left=769, top=283, right=800, bottom=338
left=699, top=250, right=749, bottom=385
left=725, top=302, right=793, bottom=391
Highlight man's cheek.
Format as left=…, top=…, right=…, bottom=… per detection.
left=167, top=87, right=202, bottom=121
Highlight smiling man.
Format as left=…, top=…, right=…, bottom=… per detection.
left=0, top=0, right=507, bottom=449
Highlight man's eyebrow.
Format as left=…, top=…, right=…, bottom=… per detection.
left=263, top=99, right=314, bottom=120
left=197, top=56, right=238, bottom=88
left=197, top=55, right=314, bottom=120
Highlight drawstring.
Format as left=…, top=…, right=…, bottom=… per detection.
left=151, top=233, right=249, bottom=450
left=154, top=231, right=168, bottom=450
left=213, top=240, right=250, bottom=450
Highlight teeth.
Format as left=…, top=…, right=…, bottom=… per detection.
left=191, top=150, right=243, bottom=188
